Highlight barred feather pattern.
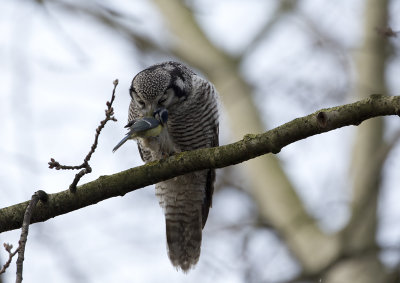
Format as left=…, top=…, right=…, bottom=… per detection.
left=127, top=62, right=219, bottom=271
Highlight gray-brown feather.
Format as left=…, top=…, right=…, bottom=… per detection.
left=127, top=62, right=218, bottom=271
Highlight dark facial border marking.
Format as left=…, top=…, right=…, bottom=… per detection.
left=167, top=63, right=187, bottom=98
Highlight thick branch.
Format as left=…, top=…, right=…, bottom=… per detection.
left=0, top=95, right=399, bottom=233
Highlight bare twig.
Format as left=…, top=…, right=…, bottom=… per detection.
left=44, top=0, right=163, bottom=54
left=375, top=26, right=399, bottom=38
left=239, top=0, right=297, bottom=59
left=15, top=190, right=48, bottom=283
left=48, top=80, right=118, bottom=192
left=0, top=243, right=19, bottom=274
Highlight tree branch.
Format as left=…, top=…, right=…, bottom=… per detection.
left=15, top=191, right=47, bottom=283
left=48, top=79, right=118, bottom=192
left=0, top=94, right=399, bottom=234
left=0, top=243, right=19, bottom=274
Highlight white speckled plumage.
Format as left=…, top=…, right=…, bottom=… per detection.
left=127, top=61, right=219, bottom=271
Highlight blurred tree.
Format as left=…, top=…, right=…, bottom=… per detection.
left=152, top=0, right=339, bottom=274
left=150, top=1, right=398, bottom=282
left=326, top=0, right=391, bottom=282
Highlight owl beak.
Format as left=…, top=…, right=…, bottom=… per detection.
left=145, top=107, right=153, bottom=117
left=153, top=108, right=168, bottom=125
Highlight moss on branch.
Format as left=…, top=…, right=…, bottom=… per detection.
left=0, top=95, right=399, bottom=233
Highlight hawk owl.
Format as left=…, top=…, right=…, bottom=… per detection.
left=115, top=61, right=219, bottom=271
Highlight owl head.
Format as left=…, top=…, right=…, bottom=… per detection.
left=130, top=61, right=194, bottom=117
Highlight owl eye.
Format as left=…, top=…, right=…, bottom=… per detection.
left=136, top=98, right=145, bottom=108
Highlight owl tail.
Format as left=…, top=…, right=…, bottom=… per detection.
left=165, top=210, right=202, bottom=272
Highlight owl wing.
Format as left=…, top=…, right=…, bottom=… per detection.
left=202, top=121, right=219, bottom=228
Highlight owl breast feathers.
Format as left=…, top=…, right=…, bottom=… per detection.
left=127, top=61, right=219, bottom=271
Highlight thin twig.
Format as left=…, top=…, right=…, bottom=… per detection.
left=375, top=26, right=399, bottom=38
left=48, top=79, right=118, bottom=192
left=0, top=243, right=19, bottom=274
left=15, top=190, right=48, bottom=283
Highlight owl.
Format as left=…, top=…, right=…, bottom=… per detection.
left=115, top=61, right=219, bottom=271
